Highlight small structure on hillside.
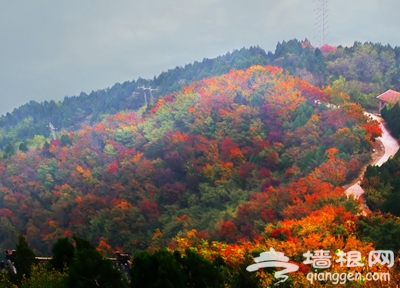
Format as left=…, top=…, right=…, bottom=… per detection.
left=377, top=89, right=400, bottom=112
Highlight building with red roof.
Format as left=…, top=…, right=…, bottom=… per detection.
left=377, top=90, right=400, bottom=112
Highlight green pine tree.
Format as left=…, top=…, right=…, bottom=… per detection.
left=12, top=234, right=38, bottom=283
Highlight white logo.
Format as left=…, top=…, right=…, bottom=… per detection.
left=246, top=248, right=299, bottom=285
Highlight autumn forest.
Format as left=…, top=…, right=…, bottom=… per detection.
left=1, top=39, right=400, bottom=287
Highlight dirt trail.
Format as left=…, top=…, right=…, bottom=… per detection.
left=345, top=114, right=400, bottom=212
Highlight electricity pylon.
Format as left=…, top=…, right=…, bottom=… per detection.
left=137, top=86, right=157, bottom=106
left=313, top=0, right=329, bottom=47
left=47, top=123, right=57, bottom=140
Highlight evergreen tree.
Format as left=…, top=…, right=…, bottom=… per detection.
left=65, top=235, right=127, bottom=288
left=3, top=144, right=15, bottom=159
left=49, top=237, right=74, bottom=272
left=12, top=234, right=37, bottom=282
left=18, top=143, right=28, bottom=152
left=176, top=249, right=224, bottom=288
left=60, top=134, right=72, bottom=147
left=130, top=249, right=185, bottom=288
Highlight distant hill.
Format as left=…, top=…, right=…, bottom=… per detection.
left=0, top=46, right=271, bottom=151
left=2, top=39, right=400, bottom=152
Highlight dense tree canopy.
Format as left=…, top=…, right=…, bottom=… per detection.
left=0, top=64, right=381, bottom=257
left=1, top=39, right=399, bottom=287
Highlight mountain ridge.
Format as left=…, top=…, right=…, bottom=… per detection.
left=3, top=39, right=400, bottom=153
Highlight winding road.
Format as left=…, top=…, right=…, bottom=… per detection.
left=345, top=113, right=400, bottom=201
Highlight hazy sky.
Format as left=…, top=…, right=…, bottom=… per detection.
left=1, top=0, right=400, bottom=116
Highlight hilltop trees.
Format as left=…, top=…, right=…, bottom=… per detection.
left=3, top=40, right=400, bottom=156
left=0, top=47, right=270, bottom=152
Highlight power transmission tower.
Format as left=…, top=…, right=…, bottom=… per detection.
left=137, top=86, right=148, bottom=106
left=313, top=0, right=329, bottom=47
left=47, top=123, right=57, bottom=140
left=148, top=88, right=157, bottom=106
left=137, top=86, right=157, bottom=106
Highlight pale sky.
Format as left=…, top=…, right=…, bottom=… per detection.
left=1, top=0, right=399, bottom=116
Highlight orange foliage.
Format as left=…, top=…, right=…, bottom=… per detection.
left=152, top=228, right=163, bottom=241
left=320, top=44, right=337, bottom=54
left=172, top=131, right=188, bottom=143
left=132, top=152, right=143, bottom=163
left=364, top=121, right=382, bottom=139
left=182, top=85, right=195, bottom=94
left=113, top=199, right=132, bottom=209
left=176, top=214, right=190, bottom=222
left=230, top=147, right=245, bottom=161
left=76, top=165, right=84, bottom=174
left=97, top=238, right=114, bottom=257
left=115, top=112, right=124, bottom=120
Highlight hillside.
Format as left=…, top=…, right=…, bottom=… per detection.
left=0, top=46, right=270, bottom=151
left=3, top=40, right=400, bottom=286
left=2, top=39, right=400, bottom=154
left=0, top=65, right=381, bottom=257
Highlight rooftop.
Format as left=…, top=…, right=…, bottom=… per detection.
left=377, top=90, right=400, bottom=103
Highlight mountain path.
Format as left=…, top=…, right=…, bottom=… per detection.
left=344, top=113, right=400, bottom=214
